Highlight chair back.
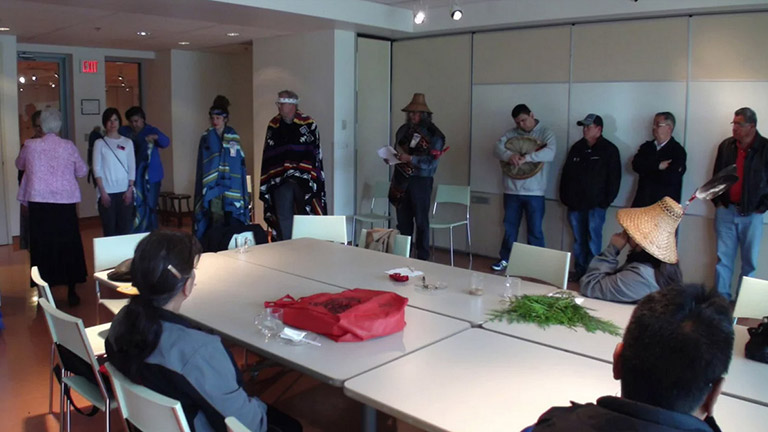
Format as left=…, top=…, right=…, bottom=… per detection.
left=358, top=229, right=411, bottom=258
left=292, top=215, right=348, bottom=243
left=506, top=242, right=571, bottom=290
left=734, top=276, right=768, bottom=320
left=105, top=363, right=191, bottom=432
left=434, top=184, right=471, bottom=206
left=227, top=231, right=256, bottom=250
left=368, top=181, right=391, bottom=211
left=93, top=232, right=150, bottom=271
left=32, top=266, right=56, bottom=308
left=225, top=416, right=252, bottom=432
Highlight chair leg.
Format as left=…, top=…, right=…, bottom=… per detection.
left=49, top=343, right=55, bottom=413
left=449, top=227, right=455, bottom=267
left=59, top=374, right=66, bottom=432
left=95, top=280, right=101, bottom=325
left=431, top=228, right=435, bottom=261
left=105, top=398, right=110, bottom=432
left=466, top=224, right=472, bottom=265
left=352, top=219, right=357, bottom=245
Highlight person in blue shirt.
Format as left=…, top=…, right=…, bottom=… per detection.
left=119, top=106, right=170, bottom=232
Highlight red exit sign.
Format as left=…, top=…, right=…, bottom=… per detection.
left=81, top=60, right=99, bottom=74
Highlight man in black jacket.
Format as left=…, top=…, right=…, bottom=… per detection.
left=560, top=114, right=621, bottom=281
left=631, top=112, right=687, bottom=207
left=712, top=107, right=768, bottom=301
left=523, top=285, right=733, bottom=432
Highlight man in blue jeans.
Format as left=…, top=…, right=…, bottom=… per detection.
left=712, top=107, right=768, bottom=301
left=492, top=104, right=557, bottom=271
left=560, top=114, right=621, bottom=281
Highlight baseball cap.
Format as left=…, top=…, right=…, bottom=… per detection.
left=577, top=113, right=603, bottom=127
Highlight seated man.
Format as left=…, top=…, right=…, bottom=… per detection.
left=524, top=284, right=734, bottom=431
left=580, top=197, right=683, bottom=303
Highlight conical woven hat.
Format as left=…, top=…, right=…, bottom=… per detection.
left=617, top=197, right=682, bottom=264
left=401, top=93, right=432, bottom=113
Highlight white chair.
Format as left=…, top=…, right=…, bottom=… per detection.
left=292, top=215, right=348, bottom=243
left=227, top=231, right=256, bottom=250
left=358, top=228, right=412, bottom=258
left=352, top=181, right=394, bottom=244
left=226, top=416, right=252, bottom=432
left=32, top=266, right=111, bottom=414
left=430, top=184, right=472, bottom=267
left=93, top=233, right=148, bottom=321
left=38, top=298, right=117, bottom=432
left=506, top=242, right=571, bottom=290
left=733, top=276, right=768, bottom=320
left=104, top=363, right=192, bottom=432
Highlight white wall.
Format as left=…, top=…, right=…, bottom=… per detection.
left=251, top=29, right=357, bottom=225
left=169, top=48, right=254, bottom=198
left=0, top=35, right=19, bottom=245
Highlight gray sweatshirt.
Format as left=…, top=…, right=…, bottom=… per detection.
left=494, top=120, right=557, bottom=195
left=579, top=244, right=659, bottom=303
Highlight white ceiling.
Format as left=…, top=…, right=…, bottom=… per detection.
left=2, top=0, right=768, bottom=53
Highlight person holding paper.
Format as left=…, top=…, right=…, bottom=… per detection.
left=389, top=93, right=446, bottom=260
left=260, top=90, right=327, bottom=240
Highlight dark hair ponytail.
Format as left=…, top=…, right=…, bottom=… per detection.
left=108, top=231, right=201, bottom=381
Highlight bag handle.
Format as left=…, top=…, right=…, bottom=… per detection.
left=264, top=294, right=296, bottom=308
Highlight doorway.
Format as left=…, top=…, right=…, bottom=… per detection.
left=17, top=55, right=68, bottom=143
left=105, top=61, right=141, bottom=116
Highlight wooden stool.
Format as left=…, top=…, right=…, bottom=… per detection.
left=158, top=191, right=174, bottom=226
left=168, top=194, right=193, bottom=228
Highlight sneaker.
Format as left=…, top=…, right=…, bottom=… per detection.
left=491, top=260, right=508, bottom=272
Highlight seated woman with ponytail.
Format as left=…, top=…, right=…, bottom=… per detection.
left=106, top=231, right=301, bottom=432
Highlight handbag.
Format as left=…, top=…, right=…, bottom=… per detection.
left=107, top=258, right=132, bottom=282
left=745, top=317, right=768, bottom=364
left=265, top=289, right=408, bottom=342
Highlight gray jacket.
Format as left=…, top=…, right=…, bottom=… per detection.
left=494, top=120, right=557, bottom=195
left=579, top=244, right=659, bottom=303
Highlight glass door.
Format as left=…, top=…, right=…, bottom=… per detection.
left=17, top=54, right=68, bottom=142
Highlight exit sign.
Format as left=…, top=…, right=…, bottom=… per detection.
left=81, top=60, right=98, bottom=74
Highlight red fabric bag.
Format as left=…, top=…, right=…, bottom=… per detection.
left=264, top=289, right=408, bottom=342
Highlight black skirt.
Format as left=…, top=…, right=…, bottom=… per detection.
left=28, top=202, right=87, bottom=287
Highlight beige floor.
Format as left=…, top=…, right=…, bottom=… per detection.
left=0, top=217, right=511, bottom=432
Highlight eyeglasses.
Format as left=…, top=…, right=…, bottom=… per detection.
left=731, top=121, right=753, bottom=128
left=652, top=123, right=670, bottom=128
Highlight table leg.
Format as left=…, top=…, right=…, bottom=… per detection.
left=362, top=404, right=377, bottom=432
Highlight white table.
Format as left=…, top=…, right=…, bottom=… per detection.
left=722, top=326, right=768, bottom=406
left=181, top=253, right=470, bottom=386
left=483, top=297, right=634, bottom=363
left=221, top=238, right=561, bottom=326
left=344, top=328, right=768, bottom=431
left=344, top=328, right=621, bottom=432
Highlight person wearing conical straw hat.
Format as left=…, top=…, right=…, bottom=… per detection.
left=580, top=197, right=683, bottom=303
left=388, top=93, right=446, bottom=260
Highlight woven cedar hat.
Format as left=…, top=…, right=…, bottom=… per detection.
left=401, top=93, right=432, bottom=113
left=616, top=197, right=683, bottom=264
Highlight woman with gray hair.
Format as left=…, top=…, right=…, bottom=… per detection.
left=16, top=108, right=88, bottom=306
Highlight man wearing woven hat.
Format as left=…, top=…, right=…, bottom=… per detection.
left=491, top=104, right=557, bottom=272
left=260, top=90, right=327, bottom=241
left=712, top=107, right=768, bottom=301
left=389, top=93, right=446, bottom=260
left=560, top=113, right=621, bottom=281
left=580, top=197, right=683, bottom=303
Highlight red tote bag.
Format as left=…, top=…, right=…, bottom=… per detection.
left=265, top=289, right=408, bottom=342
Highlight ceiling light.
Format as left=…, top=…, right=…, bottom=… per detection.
left=226, top=32, right=240, bottom=37
left=50, top=83, right=56, bottom=88
left=18, top=76, right=25, bottom=84
left=0, top=27, right=10, bottom=32
left=19, top=88, right=23, bottom=92
left=53, top=73, right=59, bottom=79
left=414, top=10, right=426, bottom=24
left=32, top=74, right=37, bottom=81
left=450, top=0, right=463, bottom=21
left=178, top=41, right=190, bottom=45
left=136, top=31, right=150, bottom=36
left=118, top=74, right=124, bottom=81
left=121, top=82, right=126, bottom=87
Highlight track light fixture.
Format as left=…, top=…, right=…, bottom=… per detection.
left=414, top=1, right=426, bottom=24
left=450, top=0, right=463, bottom=21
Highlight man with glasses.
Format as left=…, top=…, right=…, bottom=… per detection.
left=631, top=112, right=687, bottom=207
left=712, top=107, right=768, bottom=301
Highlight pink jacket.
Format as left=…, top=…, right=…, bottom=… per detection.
left=16, top=133, right=88, bottom=204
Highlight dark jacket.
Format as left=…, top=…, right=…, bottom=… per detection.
left=631, top=137, right=687, bottom=207
left=560, top=136, right=622, bottom=211
left=712, top=132, right=768, bottom=214
left=526, top=396, right=720, bottom=432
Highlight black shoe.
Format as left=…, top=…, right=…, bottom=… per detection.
left=67, top=288, right=80, bottom=307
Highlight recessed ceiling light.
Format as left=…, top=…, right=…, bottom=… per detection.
left=137, top=31, right=150, bottom=37
left=18, top=76, right=25, bottom=84
left=0, top=27, right=10, bottom=32
left=226, top=32, right=240, bottom=37
left=178, top=41, right=190, bottom=45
